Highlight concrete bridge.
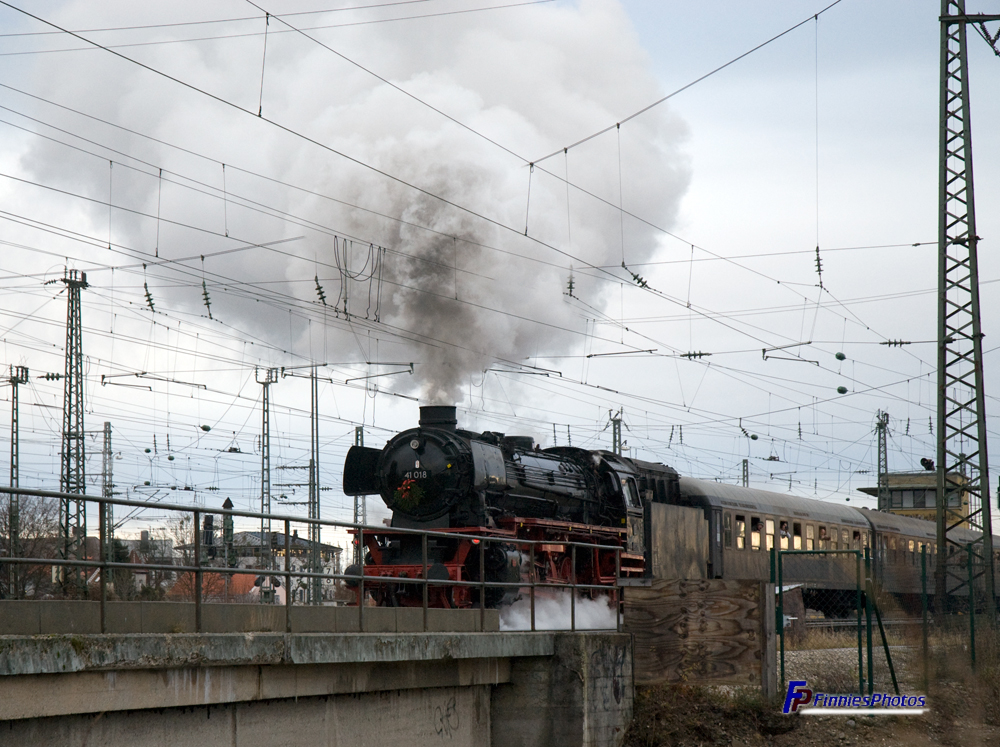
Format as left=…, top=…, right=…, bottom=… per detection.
left=0, top=602, right=633, bottom=747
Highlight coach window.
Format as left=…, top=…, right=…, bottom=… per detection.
left=765, top=519, right=775, bottom=551
left=735, top=515, right=746, bottom=549
left=751, top=517, right=762, bottom=551
left=829, top=527, right=838, bottom=550
left=841, top=528, right=850, bottom=548
left=793, top=523, right=802, bottom=550
left=908, top=540, right=915, bottom=564
left=818, top=525, right=828, bottom=550
left=724, top=513, right=733, bottom=547
left=852, top=530, right=861, bottom=550
left=805, top=524, right=814, bottom=550
left=778, top=521, right=789, bottom=550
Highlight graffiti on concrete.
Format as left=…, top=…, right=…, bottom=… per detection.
left=434, top=695, right=460, bottom=739
left=590, top=645, right=628, bottom=709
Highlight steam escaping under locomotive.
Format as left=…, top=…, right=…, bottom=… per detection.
left=343, top=405, right=1000, bottom=613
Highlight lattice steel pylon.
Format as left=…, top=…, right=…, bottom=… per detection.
left=60, top=270, right=88, bottom=586
left=256, top=367, right=278, bottom=574
left=935, top=1, right=999, bottom=609
left=876, top=411, right=889, bottom=512
left=308, top=366, right=322, bottom=604
left=101, top=422, right=113, bottom=564
left=353, top=425, right=366, bottom=566
left=6, top=365, right=28, bottom=596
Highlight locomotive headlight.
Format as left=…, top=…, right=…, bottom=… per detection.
left=409, top=439, right=420, bottom=450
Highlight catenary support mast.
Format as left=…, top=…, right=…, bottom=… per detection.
left=6, top=365, right=28, bottom=595
left=309, top=366, right=322, bottom=604
left=353, top=425, right=366, bottom=566
left=877, top=412, right=889, bottom=512
left=101, top=422, right=113, bottom=564
left=60, top=270, right=88, bottom=587
left=257, top=367, right=278, bottom=579
left=935, top=1, right=999, bottom=610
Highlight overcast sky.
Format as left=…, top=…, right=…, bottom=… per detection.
left=1, top=0, right=999, bottom=542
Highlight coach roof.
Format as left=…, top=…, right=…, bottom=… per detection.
left=679, top=477, right=869, bottom=528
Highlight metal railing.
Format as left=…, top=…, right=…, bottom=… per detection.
left=0, top=486, right=623, bottom=634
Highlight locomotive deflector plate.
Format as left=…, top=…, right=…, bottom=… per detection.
left=471, top=440, right=507, bottom=489
left=343, top=445, right=382, bottom=495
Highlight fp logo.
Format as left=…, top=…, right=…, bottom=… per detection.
left=783, top=680, right=813, bottom=714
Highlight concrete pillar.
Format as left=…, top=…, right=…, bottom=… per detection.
left=490, top=633, right=633, bottom=747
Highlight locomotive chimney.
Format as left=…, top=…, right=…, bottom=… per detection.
left=419, top=405, right=457, bottom=431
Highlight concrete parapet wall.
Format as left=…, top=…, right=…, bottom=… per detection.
left=0, top=632, right=553, bottom=679
left=0, top=600, right=499, bottom=635
left=491, top=633, right=633, bottom=747
left=1, top=685, right=493, bottom=747
left=0, top=631, right=631, bottom=746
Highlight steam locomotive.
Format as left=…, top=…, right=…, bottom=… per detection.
left=343, top=406, right=999, bottom=612
left=342, top=405, right=678, bottom=607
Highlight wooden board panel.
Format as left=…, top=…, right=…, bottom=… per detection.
left=647, top=503, right=708, bottom=580
left=625, top=579, right=775, bottom=691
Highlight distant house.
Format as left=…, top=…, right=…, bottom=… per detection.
left=167, top=570, right=258, bottom=602
left=175, top=529, right=343, bottom=604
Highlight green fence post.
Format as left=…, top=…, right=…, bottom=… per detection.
left=856, top=551, right=864, bottom=696
left=865, top=547, right=873, bottom=695
left=968, top=543, right=976, bottom=671
left=921, top=544, right=929, bottom=692
left=778, top=549, right=784, bottom=692
left=868, top=576, right=900, bottom=695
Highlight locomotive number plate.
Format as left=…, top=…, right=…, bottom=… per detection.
left=404, top=470, right=429, bottom=479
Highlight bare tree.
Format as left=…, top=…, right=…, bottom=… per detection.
left=0, top=494, right=60, bottom=599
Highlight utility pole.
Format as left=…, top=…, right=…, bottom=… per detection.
left=741, top=458, right=749, bottom=488
left=353, top=425, right=366, bottom=566
left=278, top=364, right=328, bottom=603
left=876, top=411, right=889, bottom=512
left=256, top=367, right=278, bottom=597
left=935, top=1, right=1000, bottom=611
left=60, top=269, right=88, bottom=589
left=6, top=365, right=27, bottom=596
left=309, top=366, right=322, bottom=604
left=101, top=422, right=113, bottom=564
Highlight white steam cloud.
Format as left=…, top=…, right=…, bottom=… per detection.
left=500, top=589, right=617, bottom=631
left=16, top=0, right=689, bottom=405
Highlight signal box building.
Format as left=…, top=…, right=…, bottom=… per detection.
left=858, top=470, right=970, bottom=527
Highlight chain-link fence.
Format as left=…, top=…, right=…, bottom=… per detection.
left=777, top=544, right=1000, bottom=709
left=778, top=549, right=866, bottom=695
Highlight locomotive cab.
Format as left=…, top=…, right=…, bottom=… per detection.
left=591, top=452, right=646, bottom=557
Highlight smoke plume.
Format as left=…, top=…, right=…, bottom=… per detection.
left=14, top=0, right=690, bottom=405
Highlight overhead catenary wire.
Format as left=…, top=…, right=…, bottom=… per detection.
left=0, top=1, right=988, bottom=517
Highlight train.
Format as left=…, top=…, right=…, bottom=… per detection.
left=342, top=405, right=997, bottom=613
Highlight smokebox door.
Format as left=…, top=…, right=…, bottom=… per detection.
left=343, top=445, right=382, bottom=495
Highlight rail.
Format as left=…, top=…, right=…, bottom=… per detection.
left=0, top=486, right=623, bottom=634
